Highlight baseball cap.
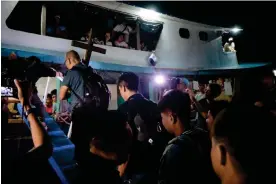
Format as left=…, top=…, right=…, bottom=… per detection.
left=180, top=78, right=189, bottom=86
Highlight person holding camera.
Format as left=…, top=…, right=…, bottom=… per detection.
left=2, top=80, right=53, bottom=184
left=26, top=56, right=63, bottom=129
left=4, top=54, right=63, bottom=130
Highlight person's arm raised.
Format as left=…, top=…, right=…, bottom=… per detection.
left=186, top=89, right=207, bottom=119
left=14, top=80, right=52, bottom=157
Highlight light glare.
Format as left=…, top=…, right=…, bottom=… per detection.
left=139, top=9, right=159, bottom=21
left=232, top=27, right=242, bottom=33
left=155, top=75, right=165, bottom=85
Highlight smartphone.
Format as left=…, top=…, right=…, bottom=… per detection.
left=1, top=86, right=13, bottom=97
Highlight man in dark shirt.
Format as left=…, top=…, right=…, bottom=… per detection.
left=158, top=90, right=218, bottom=184
left=211, top=105, right=276, bottom=183
left=117, top=72, right=171, bottom=183
left=71, top=109, right=131, bottom=184
left=198, top=83, right=222, bottom=112
left=59, top=50, right=87, bottom=161
left=60, top=50, right=86, bottom=109
left=189, top=83, right=222, bottom=129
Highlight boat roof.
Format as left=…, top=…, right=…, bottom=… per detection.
left=86, top=1, right=231, bottom=32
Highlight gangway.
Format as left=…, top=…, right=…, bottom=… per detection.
left=17, top=104, right=77, bottom=184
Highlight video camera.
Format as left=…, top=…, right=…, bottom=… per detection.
left=1, top=56, right=56, bottom=97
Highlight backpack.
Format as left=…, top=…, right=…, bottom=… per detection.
left=127, top=97, right=160, bottom=143
left=124, top=96, right=161, bottom=176
left=71, top=66, right=111, bottom=110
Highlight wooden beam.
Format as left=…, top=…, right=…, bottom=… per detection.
left=83, top=28, right=93, bottom=66
left=71, top=41, right=106, bottom=54
left=70, top=28, right=106, bottom=66
left=92, top=46, right=106, bottom=54
left=71, top=41, right=88, bottom=50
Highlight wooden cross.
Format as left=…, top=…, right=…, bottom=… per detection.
left=71, top=28, right=106, bottom=66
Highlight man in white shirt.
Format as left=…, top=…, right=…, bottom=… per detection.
left=113, top=22, right=133, bottom=43
left=195, top=83, right=206, bottom=101
left=176, top=78, right=190, bottom=93
left=115, top=34, right=129, bottom=48
left=223, top=37, right=236, bottom=52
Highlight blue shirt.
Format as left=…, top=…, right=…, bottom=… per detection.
left=62, top=63, right=87, bottom=108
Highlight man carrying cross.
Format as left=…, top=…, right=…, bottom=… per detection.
left=60, top=28, right=106, bottom=102
left=59, top=27, right=112, bottom=163
left=60, top=50, right=86, bottom=110
left=59, top=28, right=107, bottom=131
left=59, top=48, right=111, bottom=159
left=59, top=29, right=106, bottom=106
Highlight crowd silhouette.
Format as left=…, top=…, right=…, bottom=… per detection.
left=2, top=51, right=276, bottom=184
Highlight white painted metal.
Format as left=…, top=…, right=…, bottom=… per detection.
left=67, top=122, right=73, bottom=138
left=43, top=77, right=51, bottom=104
left=41, top=5, right=46, bottom=35
left=1, top=1, right=238, bottom=70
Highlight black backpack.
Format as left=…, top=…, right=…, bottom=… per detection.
left=71, top=66, right=111, bottom=110
left=124, top=96, right=161, bottom=175
left=127, top=97, right=160, bottom=143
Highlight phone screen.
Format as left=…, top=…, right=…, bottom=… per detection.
left=1, top=87, right=13, bottom=97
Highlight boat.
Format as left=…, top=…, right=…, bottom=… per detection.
left=2, top=1, right=254, bottom=74
left=1, top=1, right=272, bottom=183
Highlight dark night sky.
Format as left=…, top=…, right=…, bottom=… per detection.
left=123, top=1, right=276, bottom=64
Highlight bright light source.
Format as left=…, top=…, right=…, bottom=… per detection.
left=273, top=70, right=276, bottom=77
left=231, top=27, right=242, bottom=33
left=139, top=9, right=159, bottom=21
left=155, top=75, right=165, bottom=85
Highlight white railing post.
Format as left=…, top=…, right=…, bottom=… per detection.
left=41, top=5, right=46, bottom=35
left=43, top=77, right=51, bottom=104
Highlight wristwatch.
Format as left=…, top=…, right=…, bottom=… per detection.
left=24, top=108, right=33, bottom=118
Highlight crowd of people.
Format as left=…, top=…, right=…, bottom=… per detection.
left=79, top=20, right=141, bottom=50
left=2, top=50, right=276, bottom=184
left=47, top=14, right=153, bottom=51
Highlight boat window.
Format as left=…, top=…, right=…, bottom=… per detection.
left=6, top=1, right=43, bottom=35
left=199, top=31, right=208, bottom=41
left=6, top=1, right=163, bottom=52
left=179, top=28, right=190, bottom=39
